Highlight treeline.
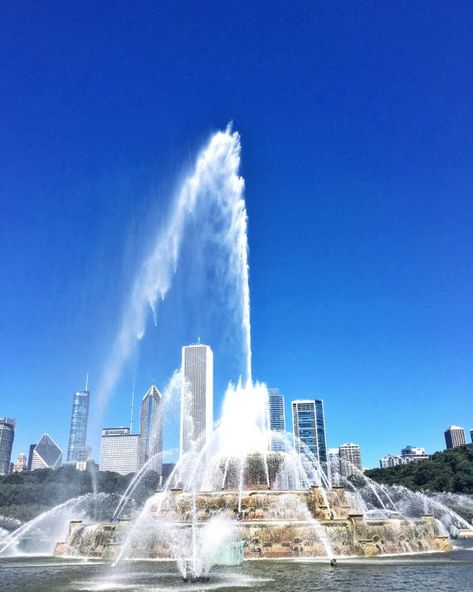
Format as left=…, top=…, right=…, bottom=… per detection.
left=0, top=466, right=161, bottom=522
left=365, top=444, right=473, bottom=494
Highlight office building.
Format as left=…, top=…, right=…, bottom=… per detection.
left=291, top=399, right=327, bottom=472
left=12, top=452, right=27, bottom=473
left=0, top=418, right=16, bottom=475
left=67, top=390, right=90, bottom=462
left=99, top=427, right=140, bottom=475
left=31, top=433, right=63, bottom=470
left=339, top=443, right=362, bottom=478
left=470, top=429, right=473, bottom=444
left=180, top=344, right=213, bottom=458
left=27, top=443, right=36, bottom=471
left=444, top=426, right=466, bottom=449
left=268, top=388, right=286, bottom=452
left=140, top=384, right=163, bottom=474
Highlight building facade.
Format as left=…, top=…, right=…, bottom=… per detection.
left=444, top=426, right=466, bottom=449
left=31, top=433, right=63, bottom=470
left=268, top=388, right=286, bottom=452
left=12, top=452, right=27, bottom=473
left=139, top=384, right=163, bottom=474
left=338, top=443, right=362, bottom=478
left=379, top=449, right=430, bottom=469
left=180, top=344, right=213, bottom=458
left=27, top=443, right=36, bottom=471
left=401, top=445, right=426, bottom=457
left=99, top=427, right=140, bottom=475
left=0, top=417, right=16, bottom=475
left=67, top=390, right=90, bottom=462
left=327, top=447, right=340, bottom=480
left=291, top=399, right=327, bottom=473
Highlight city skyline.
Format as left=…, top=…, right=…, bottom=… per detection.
left=4, top=360, right=473, bottom=472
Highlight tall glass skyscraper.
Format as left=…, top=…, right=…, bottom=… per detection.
left=139, top=384, right=163, bottom=474
left=0, top=417, right=16, bottom=475
left=268, top=388, right=286, bottom=451
left=180, top=344, right=213, bottom=458
left=291, top=399, right=327, bottom=474
left=67, top=390, right=90, bottom=462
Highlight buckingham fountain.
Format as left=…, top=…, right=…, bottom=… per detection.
left=53, top=382, right=452, bottom=578
left=1, top=127, right=469, bottom=584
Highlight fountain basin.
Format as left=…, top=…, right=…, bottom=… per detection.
left=54, top=487, right=452, bottom=560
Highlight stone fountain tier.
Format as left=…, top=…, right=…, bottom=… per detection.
left=54, top=488, right=452, bottom=560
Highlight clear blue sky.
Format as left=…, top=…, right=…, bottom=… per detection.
left=1, top=2, right=472, bottom=468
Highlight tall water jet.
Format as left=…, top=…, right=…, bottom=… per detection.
left=96, top=126, right=252, bottom=416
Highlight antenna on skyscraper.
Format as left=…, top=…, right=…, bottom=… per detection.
left=130, top=383, right=135, bottom=433
left=85, top=372, right=89, bottom=392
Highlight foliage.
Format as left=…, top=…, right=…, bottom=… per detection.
left=365, top=445, right=473, bottom=494
left=0, top=466, right=161, bottom=522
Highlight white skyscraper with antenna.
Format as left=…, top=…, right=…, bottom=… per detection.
left=139, top=384, right=163, bottom=474
left=180, top=343, right=213, bottom=459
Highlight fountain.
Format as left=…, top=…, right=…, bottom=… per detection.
left=3, top=127, right=469, bottom=579
left=53, top=383, right=455, bottom=569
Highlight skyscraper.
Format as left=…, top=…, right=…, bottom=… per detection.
left=338, top=443, right=362, bottom=478
left=67, top=390, right=90, bottom=462
left=0, top=417, right=16, bottom=475
left=31, top=433, right=63, bottom=470
left=180, top=344, right=213, bottom=458
left=268, top=388, right=286, bottom=451
left=139, top=384, right=163, bottom=474
left=27, top=443, right=36, bottom=471
left=444, top=426, right=466, bottom=449
left=470, top=429, right=473, bottom=444
left=291, top=399, right=327, bottom=472
left=99, top=427, right=140, bottom=475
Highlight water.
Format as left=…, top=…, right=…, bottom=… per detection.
left=0, top=493, right=111, bottom=557
left=96, top=126, right=252, bottom=416
left=1, top=543, right=473, bottom=592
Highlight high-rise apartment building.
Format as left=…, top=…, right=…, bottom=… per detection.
left=339, top=443, right=362, bottom=478
left=99, top=427, right=140, bottom=475
left=0, top=417, right=16, bottom=475
left=291, top=399, right=327, bottom=472
left=31, top=433, right=63, bottom=470
left=67, top=390, right=90, bottom=462
left=140, top=385, right=163, bottom=474
left=444, top=426, right=466, bottom=449
left=180, top=344, right=213, bottom=458
left=268, top=388, right=286, bottom=452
